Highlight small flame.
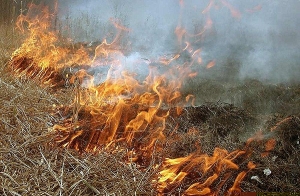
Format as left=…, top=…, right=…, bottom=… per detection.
left=246, top=5, right=262, bottom=13
left=206, top=60, right=216, bottom=69
left=157, top=147, right=254, bottom=195
left=220, top=0, right=242, bottom=19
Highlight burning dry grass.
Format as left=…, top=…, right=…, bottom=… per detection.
left=1, top=31, right=149, bottom=196
left=0, top=32, right=157, bottom=195
left=1, top=21, right=300, bottom=196
left=1, top=58, right=299, bottom=195
left=2, top=65, right=300, bottom=194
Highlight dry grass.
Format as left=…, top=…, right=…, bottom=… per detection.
left=1, top=22, right=300, bottom=195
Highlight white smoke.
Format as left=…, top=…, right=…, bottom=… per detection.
left=56, top=0, right=300, bottom=83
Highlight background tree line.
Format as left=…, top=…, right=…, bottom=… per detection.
left=0, top=0, right=48, bottom=25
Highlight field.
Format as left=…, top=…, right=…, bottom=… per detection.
left=1, top=1, right=300, bottom=195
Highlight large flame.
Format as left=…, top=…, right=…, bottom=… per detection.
left=54, top=59, right=195, bottom=157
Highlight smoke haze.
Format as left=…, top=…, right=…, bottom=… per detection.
left=56, top=0, right=300, bottom=83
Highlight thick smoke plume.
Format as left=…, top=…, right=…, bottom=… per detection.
left=55, top=0, right=300, bottom=83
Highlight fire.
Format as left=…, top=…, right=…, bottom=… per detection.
left=206, top=60, right=216, bottom=69
left=10, top=4, right=92, bottom=86
left=220, top=0, right=242, bottom=19
left=54, top=56, right=195, bottom=161
left=157, top=147, right=255, bottom=195
left=8, top=1, right=280, bottom=195
left=9, top=4, right=129, bottom=87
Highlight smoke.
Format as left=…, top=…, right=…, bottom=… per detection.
left=56, top=0, right=300, bottom=83
left=87, top=52, right=150, bottom=86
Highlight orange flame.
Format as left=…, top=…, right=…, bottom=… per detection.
left=54, top=59, right=195, bottom=158
left=157, top=147, right=254, bottom=195
left=9, top=3, right=130, bottom=87
left=220, top=0, right=242, bottom=19
left=206, top=60, right=216, bottom=69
